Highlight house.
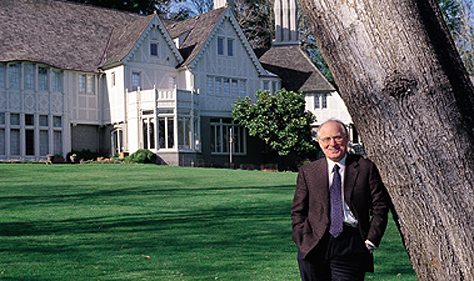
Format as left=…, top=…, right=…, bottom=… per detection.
left=0, top=0, right=356, bottom=166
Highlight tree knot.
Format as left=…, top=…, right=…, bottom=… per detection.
left=382, top=72, right=416, bottom=98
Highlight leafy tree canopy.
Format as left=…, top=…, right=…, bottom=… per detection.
left=67, top=0, right=173, bottom=15
left=232, top=89, right=319, bottom=157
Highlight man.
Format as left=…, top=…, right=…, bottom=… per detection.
left=291, top=119, right=390, bottom=281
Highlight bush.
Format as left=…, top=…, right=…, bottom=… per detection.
left=129, top=149, right=157, bottom=164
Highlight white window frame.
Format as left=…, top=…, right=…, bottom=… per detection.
left=210, top=118, right=246, bottom=155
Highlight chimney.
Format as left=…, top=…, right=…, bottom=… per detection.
left=274, top=0, right=299, bottom=46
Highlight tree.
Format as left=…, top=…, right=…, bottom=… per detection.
left=67, top=0, right=173, bottom=15
left=299, top=0, right=474, bottom=279
left=232, top=89, right=318, bottom=157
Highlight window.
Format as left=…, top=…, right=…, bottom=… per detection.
left=10, top=113, right=20, bottom=126
left=0, top=64, right=5, bottom=88
left=215, top=77, right=222, bottom=95
left=38, top=67, right=49, bottom=91
left=79, top=75, right=86, bottom=93
left=52, top=70, right=62, bottom=92
left=111, top=72, right=116, bottom=87
left=206, top=76, right=214, bottom=95
left=227, top=39, right=234, bottom=56
left=217, top=37, right=224, bottom=55
left=142, top=111, right=155, bottom=150
left=54, top=130, right=62, bottom=155
left=223, top=78, right=230, bottom=96
left=263, top=81, right=269, bottom=91
left=24, top=64, right=35, bottom=90
left=315, top=94, right=328, bottom=109
left=158, top=116, right=174, bottom=149
left=86, top=75, right=95, bottom=95
left=53, top=116, right=62, bottom=127
left=10, top=129, right=20, bottom=155
left=210, top=118, right=246, bottom=154
left=40, top=130, right=49, bottom=156
left=231, top=79, right=238, bottom=96
left=150, top=43, right=158, bottom=57
left=25, top=114, right=34, bottom=126
left=111, top=129, right=123, bottom=156
left=9, top=64, right=20, bottom=89
left=178, top=117, right=192, bottom=149
left=132, top=72, right=140, bottom=90
left=239, top=80, right=246, bottom=97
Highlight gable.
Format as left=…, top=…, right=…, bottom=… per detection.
left=102, top=14, right=183, bottom=69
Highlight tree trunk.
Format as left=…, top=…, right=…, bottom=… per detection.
left=299, top=0, right=474, bottom=279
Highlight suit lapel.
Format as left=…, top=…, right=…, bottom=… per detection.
left=308, top=159, right=329, bottom=205
left=344, top=155, right=360, bottom=205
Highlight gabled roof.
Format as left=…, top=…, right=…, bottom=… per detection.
left=164, top=7, right=266, bottom=75
left=101, top=14, right=183, bottom=69
left=258, top=45, right=335, bottom=93
left=165, top=7, right=227, bottom=67
left=0, top=0, right=144, bottom=72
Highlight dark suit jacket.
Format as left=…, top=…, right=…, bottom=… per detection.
left=291, top=154, right=390, bottom=270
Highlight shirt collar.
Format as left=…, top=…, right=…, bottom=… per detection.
left=327, top=154, right=347, bottom=171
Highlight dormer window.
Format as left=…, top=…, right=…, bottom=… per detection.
left=227, top=39, right=234, bottom=56
left=217, top=37, right=234, bottom=57
left=150, top=43, right=158, bottom=57
left=217, top=37, right=225, bottom=55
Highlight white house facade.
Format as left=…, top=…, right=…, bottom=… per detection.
left=0, top=0, right=356, bottom=166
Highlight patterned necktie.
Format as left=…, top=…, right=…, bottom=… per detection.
left=329, top=164, right=343, bottom=238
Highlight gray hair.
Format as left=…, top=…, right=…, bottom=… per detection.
left=317, top=119, right=348, bottom=140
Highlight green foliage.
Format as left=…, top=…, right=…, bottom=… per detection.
left=129, top=149, right=157, bottom=163
left=232, top=89, right=318, bottom=157
left=67, top=149, right=105, bottom=161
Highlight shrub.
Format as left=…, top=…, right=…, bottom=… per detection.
left=129, top=149, right=157, bottom=164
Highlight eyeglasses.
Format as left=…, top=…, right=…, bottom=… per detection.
left=318, top=135, right=345, bottom=144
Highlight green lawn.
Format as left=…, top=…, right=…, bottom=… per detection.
left=0, top=164, right=415, bottom=280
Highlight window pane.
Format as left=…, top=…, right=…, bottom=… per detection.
left=0, top=129, right=5, bottom=155
left=178, top=118, right=184, bottom=148
left=185, top=118, right=191, bottom=149
left=322, top=94, right=327, bottom=108
left=239, top=80, right=246, bottom=97
left=150, top=43, right=158, bottom=56
left=24, top=64, right=35, bottom=90
left=143, top=120, right=148, bottom=149
left=54, top=130, right=62, bottom=155
left=0, top=112, right=5, bottom=125
left=9, top=64, right=20, bottom=89
left=10, top=129, right=20, bottom=155
left=39, top=115, right=48, bottom=126
left=38, top=67, right=48, bottom=91
left=53, top=116, right=62, bottom=127
left=167, top=117, right=174, bottom=149
left=314, top=95, right=320, bottom=109
left=132, top=72, right=140, bottom=90
left=87, top=75, right=95, bottom=95
left=40, top=130, right=49, bottom=156
left=25, top=114, right=34, bottom=126
left=79, top=75, right=86, bottom=93
left=232, top=79, right=238, bottom=96
left=10, top=113, right=19, bottom=126
left=215, top=77, right=222, bottom=95
left=206, top=76, right=213, bottom=95
left=227, top=39, right=234, bottom=56
left=159, top=118, right=165, bottom=149
left=217, top=37, right=224, bottom=55
left=26, top=129, right=35, bottom=156
left=223, top=78, right=230, bottom=96
left=53, top=71, right=62, bottom=92
left=0, top=64, right=5, bottom=88
left=149, top=120, right=155, bottom=149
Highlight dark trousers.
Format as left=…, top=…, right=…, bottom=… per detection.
left=297, top=226, right=370, bottom=281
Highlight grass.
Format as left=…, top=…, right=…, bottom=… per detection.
left=0, top=164, right=415, bottom=280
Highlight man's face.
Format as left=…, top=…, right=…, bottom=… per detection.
left=318, top=121, right=349, bottom=162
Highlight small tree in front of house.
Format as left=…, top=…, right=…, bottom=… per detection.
left=232, top=89, right=319, bottom=158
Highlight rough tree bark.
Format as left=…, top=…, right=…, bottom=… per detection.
left=299, top=0, right=474, bottom=279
